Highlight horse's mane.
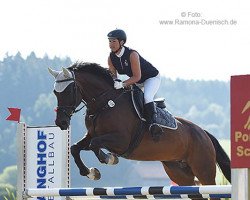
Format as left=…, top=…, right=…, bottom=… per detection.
left=68, top=62, right=114, bottom=86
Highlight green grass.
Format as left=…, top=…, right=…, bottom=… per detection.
left=3, top=188, right=16, bottom=200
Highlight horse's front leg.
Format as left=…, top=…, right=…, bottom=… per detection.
left=70, top=133, right=101, bottom=180
left=89, top=133, right=125, bottom=165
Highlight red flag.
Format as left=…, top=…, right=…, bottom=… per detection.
left=6, top=107, right=21, bottom=122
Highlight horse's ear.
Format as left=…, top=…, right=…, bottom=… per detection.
left=48, top=67, right=60, bottom=78
left=62, top=67, right=72, bottom=79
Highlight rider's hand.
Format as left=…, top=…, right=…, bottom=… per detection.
left=114, top=79, right=124, bottom=89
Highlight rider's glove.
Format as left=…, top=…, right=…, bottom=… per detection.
left=114, top=79, right=125, bottom=89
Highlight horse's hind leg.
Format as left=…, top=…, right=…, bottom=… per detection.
left=162, top=161, right=208, bottom=200
left=162, top=161, right=195, bottom=186
left=190, top=162, right=219, bottom=200
left=188, top=145, right=219, bottom=200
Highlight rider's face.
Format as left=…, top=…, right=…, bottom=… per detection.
left=109, top=38, right=121, bottom=52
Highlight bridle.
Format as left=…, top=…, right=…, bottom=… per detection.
left=56, top=71, right=86, bottom=119
left=56, top=69, right=131, bottom=120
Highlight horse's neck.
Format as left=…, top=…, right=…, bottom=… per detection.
left=77, top=73, right=114, bottom=109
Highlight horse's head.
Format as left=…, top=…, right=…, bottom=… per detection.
left=49, top=67, right=83, bottom=130
left=49, top=62, right=118, bottom=130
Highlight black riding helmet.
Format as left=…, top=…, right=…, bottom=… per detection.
left=107, top=29, right=127, bottom=44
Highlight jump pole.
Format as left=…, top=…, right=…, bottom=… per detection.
left=25, top=185, right=232, bottom=199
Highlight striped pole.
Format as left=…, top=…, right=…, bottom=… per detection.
left=24, top=185, right=231, bottom=198
left=99, top=194, right=231, bottom=199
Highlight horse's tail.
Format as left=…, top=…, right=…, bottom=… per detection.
left=204, top=130, right=231, bottom=183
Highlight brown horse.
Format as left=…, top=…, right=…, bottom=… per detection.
left=49, top=62, right=231, bottom=200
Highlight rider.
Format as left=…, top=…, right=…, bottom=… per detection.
left=107, top=29, right=162, bottom=136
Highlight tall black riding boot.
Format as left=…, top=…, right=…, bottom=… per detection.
left=144, top=102, right=163, bottom=141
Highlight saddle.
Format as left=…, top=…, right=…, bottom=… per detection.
left=131, top=85, right=177, bottom=130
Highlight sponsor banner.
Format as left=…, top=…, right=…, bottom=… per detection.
left=231, top=75, right=250, bottom=168
left=25, top=126, right=70, bottom=200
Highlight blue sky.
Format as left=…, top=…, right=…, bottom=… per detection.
left=0, top=0, right=249, bottom=80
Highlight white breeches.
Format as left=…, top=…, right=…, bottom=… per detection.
left=143, top=73, right=161, bottom=104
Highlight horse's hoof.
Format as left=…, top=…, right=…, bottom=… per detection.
left=87, top=167, right=101, bottom=180
left=106, top=153, right=119, bottom=165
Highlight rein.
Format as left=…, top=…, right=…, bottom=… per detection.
left=56, top=69, right=131, bottom=122
left=87, top=88, right=131, bottom=140
left=87, top=89, right=128, bottom=119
